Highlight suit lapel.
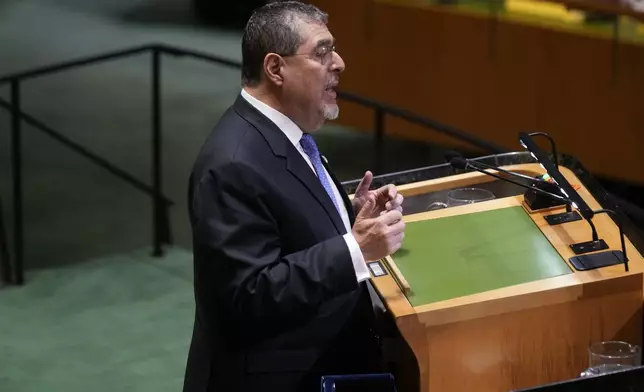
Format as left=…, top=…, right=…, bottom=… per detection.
left=233, top=95, right=345, bottom=234
left=286, top=149, right=346, bottom=234
left=322, top=156, right=356, bottom=226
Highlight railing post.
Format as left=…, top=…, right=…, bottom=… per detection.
left=0, top=197, right=11, bottom=284
left=151, top=48, right=164, bottom=257
left=10, top=81, right=24, bottom=284
left=373, top=108, right=385, bottom=175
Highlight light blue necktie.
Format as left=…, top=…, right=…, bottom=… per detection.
left=299, top=133, right=340, bottom=212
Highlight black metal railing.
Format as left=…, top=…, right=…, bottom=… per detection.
left=0, top=45, right=177, bottom=285
left=335, top=91, right=507, bottom=173
left=0, top=196, right=10, bottom=285
left=0, top=43, right=506, bottom=285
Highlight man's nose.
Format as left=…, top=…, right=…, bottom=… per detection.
left=331, top=51, right=345, bottom=73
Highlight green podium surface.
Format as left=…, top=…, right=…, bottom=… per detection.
left=393, top=206, right=572, bottom=306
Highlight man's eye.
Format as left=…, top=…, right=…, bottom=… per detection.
left=316, top=46, right=330, bottom=57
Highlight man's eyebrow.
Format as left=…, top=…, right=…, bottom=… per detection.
left=315, top=38, right=335, bottom=48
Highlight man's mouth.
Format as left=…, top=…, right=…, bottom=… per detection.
left=325, top=82, right=338, bottom=99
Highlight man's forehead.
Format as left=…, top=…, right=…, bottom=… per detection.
left=298, top=22, right=334, bottom=48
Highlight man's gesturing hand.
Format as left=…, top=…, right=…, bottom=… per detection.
left=352, top=171, right=404, bottom=217
left=352, top=195, right=406, bottom=262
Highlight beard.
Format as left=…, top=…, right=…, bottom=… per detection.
left=324, top=103, right=339, bottom=120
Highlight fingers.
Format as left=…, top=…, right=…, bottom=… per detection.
left=354, top=171, right=373, bottom=197
left=387, top=219, right=406, bottom=235
left=385, top=223, right=405, bottom=255
left=379, top=209, right=403, bottom=225
left=353, top=196, right=406, bottom=261
left=376, top=185, right=402, bottom=206
left=387, top=184, right=397, bottom=201
left=373, top=184, right=394, bottom=199
left=385, top=193, right=404, bottom=211
left=356, top=194, right=377, bottom=219
left=390, top=231, right=405, bottom=249
left=379, top=207, right=401, bottom=216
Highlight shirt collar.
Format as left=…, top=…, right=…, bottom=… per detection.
left=241, top=89, right=303, bottom=148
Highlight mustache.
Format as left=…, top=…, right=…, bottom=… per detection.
left=326, top=79, right=339, bottom=88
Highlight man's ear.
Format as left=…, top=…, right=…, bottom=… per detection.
left=263, top=53, right=284, bottom=86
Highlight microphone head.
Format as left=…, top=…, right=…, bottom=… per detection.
left=444, top=150, right=463, bottom=163
left=450, top=157, right=468, bottom=170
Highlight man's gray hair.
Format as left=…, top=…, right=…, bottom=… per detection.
left=241, top=1, right=328, bottom=86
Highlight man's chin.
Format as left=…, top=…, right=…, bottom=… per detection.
left=324, top=104, right=339, bottom=120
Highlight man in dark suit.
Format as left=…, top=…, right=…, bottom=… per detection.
left=183, top=2, right=405, bottom=391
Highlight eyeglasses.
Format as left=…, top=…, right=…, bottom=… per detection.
left=281, top=44, right=337, bottom=66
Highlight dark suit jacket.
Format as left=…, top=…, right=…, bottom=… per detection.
left=183, top=95, right=381, bottom=392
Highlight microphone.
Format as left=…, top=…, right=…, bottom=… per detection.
left=471, top=160, right=550, bottom=185
left=451, top=156, right=576, bottom=213
left=446, top=151, right=549, bottom=186
left=444, top=150, right=463, bottom=163
left=448, top=156, right=467, bottom=169
left=450, top=157, right=570, bottom=205
left=450, top=157, right=629, bottom=272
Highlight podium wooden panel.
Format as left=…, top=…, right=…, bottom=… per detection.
left=366, top=163, right=644, bottom=391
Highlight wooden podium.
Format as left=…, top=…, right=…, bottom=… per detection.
left=366, top=163, right=644, bottom=391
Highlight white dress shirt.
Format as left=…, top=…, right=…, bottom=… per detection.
left=241, top=89, right=370, bottom=283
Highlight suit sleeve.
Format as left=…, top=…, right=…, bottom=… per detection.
left=191, top=161, right=360, bottom=326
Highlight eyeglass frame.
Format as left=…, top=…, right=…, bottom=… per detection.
left=279, top=43, right=338, bottom=66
